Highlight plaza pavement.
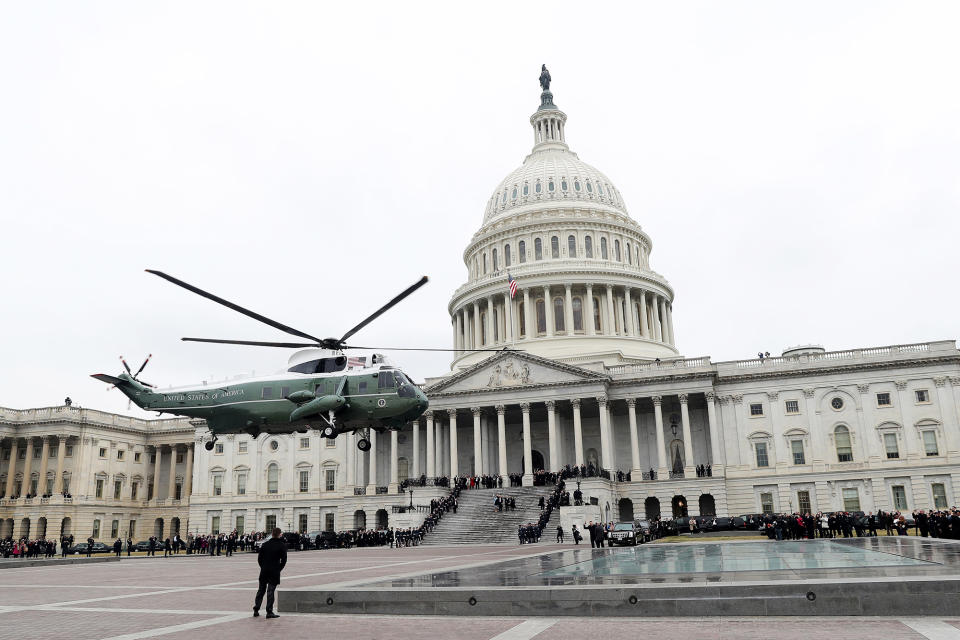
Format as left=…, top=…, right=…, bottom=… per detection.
left=0, top=543, right=959, bottom=639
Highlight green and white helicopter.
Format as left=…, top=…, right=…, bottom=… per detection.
left=93, top=271, right=478, bottom=452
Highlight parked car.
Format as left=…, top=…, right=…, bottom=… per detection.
left=70, top=542, right=110, bottom=555
left=633, top=519, right=655, bottom=542
left=608, top=522, right=640, bottom=546
left=132, top=540, right=158, bottom=552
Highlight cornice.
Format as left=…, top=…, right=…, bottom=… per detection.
left=715, top=355, right=960, bottom=384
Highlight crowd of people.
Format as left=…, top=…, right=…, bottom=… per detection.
left=0, top=537, right=59, bottom=558
left=754, top=509, right=960, bottom=541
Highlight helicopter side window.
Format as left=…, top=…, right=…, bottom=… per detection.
left=262, top=387, right=274, bottom=399
left=378, top=371, right=395, bottom=390
left=358, top=381, right=368, bottom=394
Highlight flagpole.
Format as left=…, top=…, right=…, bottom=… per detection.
left=507, top=287, right=514, bottom=350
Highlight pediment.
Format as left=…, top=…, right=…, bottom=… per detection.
left=425, top=351, right=607, bottom=395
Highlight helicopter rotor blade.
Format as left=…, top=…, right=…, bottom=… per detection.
left=134, top=354, right=152, bottom=378
left=146, top=270, right=326, bottom=344
left=346, top=345, right=519, bottom=352
left=120, top=356, right=132, bottom=375
left=337, top=276, right=428, bottom=346
left=181, top=337, right=321, bottom=348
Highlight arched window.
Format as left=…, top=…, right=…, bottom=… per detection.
left=482, top=253, right=487, bottom=274
left=504, top=244, right=511, bottom=267
left=574, top=179, right=581, bottom=191
left=561, top=179, right=568, bottom=191
left=548, top=179, right=555, bottom=192
left=503, top=189, right=508, bottom=206
left=535, top=299, right=546, bottom=334
left=523, top=183, right=529, bottom=196
left=492, top=248, right=498, bottom=272
left=495, top=193, right=499, bottom=207
left=626, top=242, right=632, bottom=264
left=600, top=237, right=608, bottom=259
left=572, top=297, right=583, bottom=331
left=518, top=301, right=526, bottom=337
left=593, top=297, right=602, bottom=332
left=550, top=236, right=559, bottom=258
left=535, top=181, right=542, bottom=194
left=835, top=426, right=853, bottom=462
left=534, top=238, right=543, bottom=260
left=585, top=235, right=593, bottom=258
left=511, top=187, right=517, bottom=200
left=267, top=464, right=278, bottom=494
left=553, top=297, right=565, bottom=332
left=597, top=183, right=604, bottom=196
left=568, top=235, right=577, bottom=258
left=480, top=311, right=487, bottom=345
left=518, top=240, right=526, bottom=263
left=614, top=239, right=621, bottom=261
left=586, top=180, right=593, bottom=193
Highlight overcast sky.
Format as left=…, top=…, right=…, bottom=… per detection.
left=1, top=2, right=958, bottom=415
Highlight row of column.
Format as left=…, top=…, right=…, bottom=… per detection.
left=2, top=436, right=70, bottom=498
left=356, top=393, right=721, bottom=488
left=451, top=284, right=675, bottom=350
left=150, top=443, right=194, bottom=502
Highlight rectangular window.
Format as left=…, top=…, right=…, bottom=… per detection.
left=213, top=475, right=222, bottom=496
left=325, top=437, right=336, bottom=448
left=265, top=515, right=277, bottom=531
left=117, top=450, right=124, bottom=460
left=134, top=452, right=141, bottom=463
left=214, top=442, right=224, bottom=454
left=325, top=512, right=335, bottom=532
left=797, top=490, right=811, bottom=514
left=358, top=381, right=368, bottom=393
left=750, top=403, right=764, bottom=416
left=129, top=520, right=136, bottom=539
left=923, top=431, right=939, bottom=456
left=236, top=515, right=245, bottom=535
left=299, top=470, right=309, bottom=493
left=110, top=520, right=119, bottom=538
left=63, top=478, right=70, bottom=494
left=325, top=469, right=336, bottom=491
left=131, top=482, right=138, bottom=499
left=280, top=386, right=290, bottom=398
left=99, top=448, right=107, bottom=458
left=784, top=400, right=799, bottom=414
left=175, top=483, right=182, bottom=500
left=760, top=492, right=774, bottom=514
left=884, top=433, right=900, bottom=459
left=65, top=445, right=73, bottom=457
left=92, top=519, right=101, bottom=539
left=300, top=437, right=310, bottom=450
left=755, top=442, right=769, bottom=467
left=915, top=389, right=929, bottom=403
left=932, top=483, right=948, bottom=509
left=791, top=440, right=806, bottom=465
left=113, top=481, right=122, bottom=499
left=238, top=441, right=248, bottom=454
left=876, top=392, right=891, bottom=406
left=842, top=488, right=861, bottom=511
left=211, top=516, right=220, bottom=535
left=236, top=473, right=246, bottom=495
left=147, top=484, right=154, bottom=500
left=46, top=478, right=54, bottom=495
left=262, top=386, right=274, bottom=400
left=33, top=447, right=41, bottom=459
left=176, top=453, right=184, bottom=464
left=298, top=513, right=308, bottom=533
left=95, top=479, right=104, bottom=498
left=892, top=485, right=908, bottom=510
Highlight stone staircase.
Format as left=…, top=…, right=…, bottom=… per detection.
left=420, top=486, right=557, bottom=545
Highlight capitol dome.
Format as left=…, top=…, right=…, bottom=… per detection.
left=448, top=71, right=678, bottom=370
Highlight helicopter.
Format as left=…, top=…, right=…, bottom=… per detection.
left=91, top=270, right=480, bottom=452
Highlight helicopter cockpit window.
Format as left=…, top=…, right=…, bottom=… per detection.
left=378, top=371, right=395, bottom=390
left=394, top=371, right=416, bottom=398
left=321, top=357, right=347, bottom=373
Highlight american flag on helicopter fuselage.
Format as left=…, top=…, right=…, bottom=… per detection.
left=347, top=356, right=367, bottom=369
left=507, top=273, right=518, bottom=299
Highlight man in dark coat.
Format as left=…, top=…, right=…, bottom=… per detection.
left=113, top=538, right=122, bottom=557
left=254, top=528, right=287, bottom=619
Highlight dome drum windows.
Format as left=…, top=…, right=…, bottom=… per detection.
left=535, top=298, right=546, bottom=334
left=518, top=240, right=526, bottom=263
left=535, top=181, right=542, bottom=194
left=585, top=235, right=593, bottom=258
left=561, top=179, right=568, bottom=191
left=523, top=183, right=529, bottom=196
left=492, top=248, right=498, bottom=272
left=511, top=187, right=517, bottom=201
left=504, top=244, right=511, bottom=267
left=534, top=238, right=543, bottom=261
left=574, top=179, right=581, bottom=192
left=572, top=296, right=583, bottom=332
left=600, top=237, right=608, bottom=259
left=548, top=179, right=555, bottom=192
left=614, top=240, right=622, bottom=262
left=567, top=235, right=577, bottom=258
left=553, top=298, right=565, bottom=332
left=550, top=236, right=559, bottom=259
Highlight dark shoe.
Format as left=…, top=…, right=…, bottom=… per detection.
left=252, top=610, right=260, bottom=617
left=266, top=612, right=279, bottom=619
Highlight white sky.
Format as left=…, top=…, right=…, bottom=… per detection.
left=1, top=2, right=958, bottom=415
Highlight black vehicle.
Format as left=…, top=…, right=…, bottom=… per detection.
left=70, top=542, right=110, bottom=555
left=132, top=540, right=158, bottom=552
left=633, top=519, right=655, bottom=542
left=608, top=522, right=639, bottom=546
left=712, top=517, right=734, bottom=532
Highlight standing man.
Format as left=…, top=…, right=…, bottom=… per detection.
left=253, top=528, right=287, bottom=619
left=86, top=535, right=94, bottom=558
left=113, top=538, right=122, bottom=557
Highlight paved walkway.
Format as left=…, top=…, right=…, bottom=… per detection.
left=0, top=543, right=958, bottom=639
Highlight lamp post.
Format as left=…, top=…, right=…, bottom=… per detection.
left=408, top=488, right=414, bottom=510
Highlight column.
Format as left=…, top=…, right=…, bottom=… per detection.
left=572, top=399, right=585, bottom=466
left=665, top=301, right=675, bottom=345
left=598, top=395, right=612, bottom=469
left=605, top=285, right=616, bottom=335
left=167, top=445, right=177, bottom=500
left=486, top=295, right=495, bottom=345
left=436, top=418, right=444, bottom=477
left=521, top=403, right=533, bottom=486
left=639, top=290, right=650, bottom=338
left=803, top=389, right=824, bottom=468
left=344, top=430, right=355, bottom=488
left=21, top=438, right=33, bottom=496
left=679, top=394, right=695, bottom=475
left=454, top=310, right=462, bottom=351
left=184, top=443, right=194, bottom=499
left=942, top=377, right=960, bottom=455
left=412, top=421, right=420, bottom=478
left=152, top=446, right=163, bottom=500
left=624, top=288, right=635, bottom=336
left=503, top=292, right=513, bottom=344
left=585, top=284, right=595, bottom=336
left=448, top=409, right=459, bottom=478
left=473, top=302, right=482, bottom=347
left=523, top=289, right=532, bottom=340
left=38, top=437, right=50, bottom=495
left=660, top=297, right=669, bottom=344
left=546, top=400, right=558, bottom=471
left=653, top=396, right=668, bottom=475
left=425, top=412, right=435, bottom=478
left=895, top=380, right=921, bottom=459
left=627, top=399, right=641, bottom=477
left=389, top=430, right=399, bottom=490
left=4, top=439, right=17, bottom=497
left=496, top=405, right=508, bottom=481
left=705, top=392, right=724, bottom=475
left=366, top=429, right=378, bottom=491
left=564, top=285, right=574, bottom=335
left=53, top=436, right=67, bottom=494
left=451, top=317, right=458, bottom=352
left=653, top=295, right=663, bottom=341
left=472, top=407, right=482, bottom=476
left=544, top=286, right=554, bottom=337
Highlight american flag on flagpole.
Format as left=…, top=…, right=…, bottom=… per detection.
left=507, top=273, right=518, bottom=299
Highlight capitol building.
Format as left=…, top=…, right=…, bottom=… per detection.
left=2, top=76, right=959, bottom=542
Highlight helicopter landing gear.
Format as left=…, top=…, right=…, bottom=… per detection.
left=204, top=436, right=218, bottom=452
left=357, top=437, right=371, bottom=452
left=321, top=425, right=336, bottom=439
